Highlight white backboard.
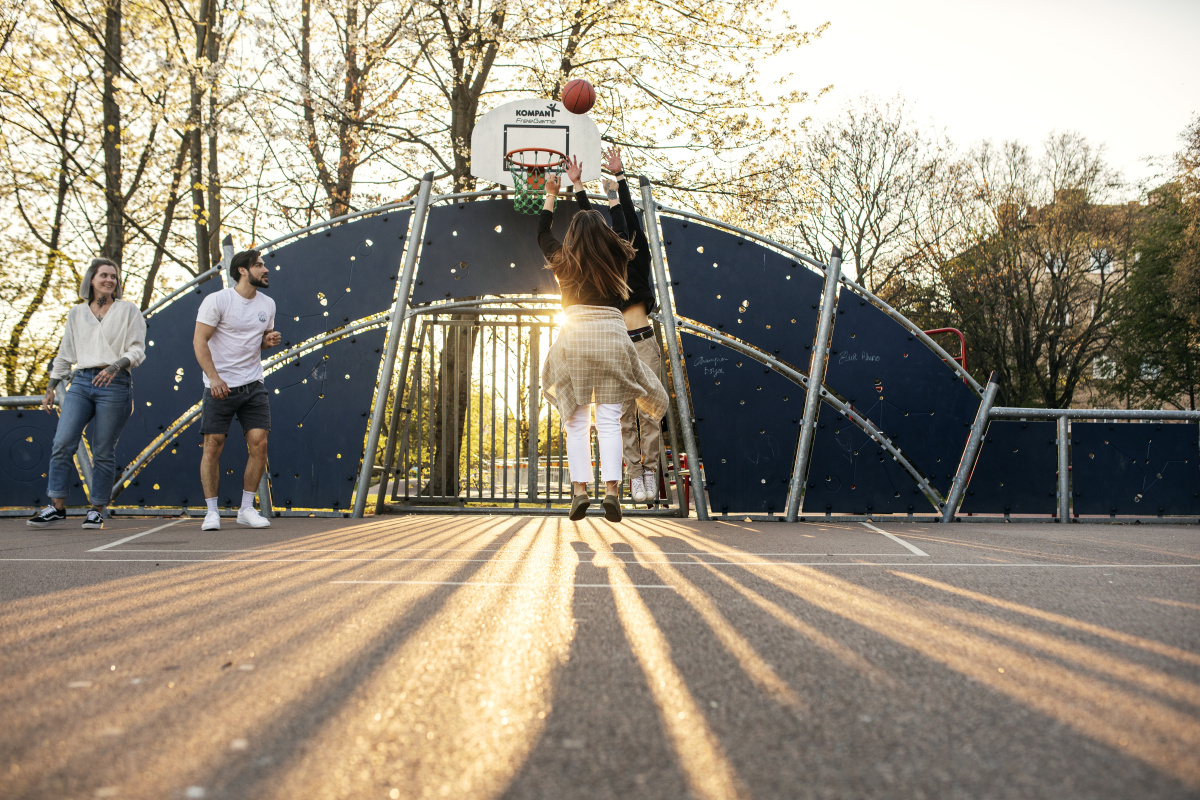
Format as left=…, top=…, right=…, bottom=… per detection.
left=471, top=99, right=602, bottom=189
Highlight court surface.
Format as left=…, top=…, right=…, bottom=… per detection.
left=2, top=514, right=1198, bottom=800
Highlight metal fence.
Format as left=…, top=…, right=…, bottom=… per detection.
left=371, top=308, right=686, bottom=513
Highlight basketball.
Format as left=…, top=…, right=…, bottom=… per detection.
left=561, top=79, right=595, bottom=115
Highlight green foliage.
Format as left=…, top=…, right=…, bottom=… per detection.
left=1102, top=183, right=1200, bottom=409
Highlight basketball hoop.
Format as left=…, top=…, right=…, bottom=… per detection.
left=505, top=147, right=566, bottom=215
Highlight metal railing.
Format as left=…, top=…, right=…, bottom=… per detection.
left=370, top=306, right=686, bottom=514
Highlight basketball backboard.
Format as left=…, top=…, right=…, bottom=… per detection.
left=471, top=98, right=602, bottom=189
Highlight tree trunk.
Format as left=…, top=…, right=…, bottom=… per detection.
left=102, top=0, right=123, bottom=261
left=5, top=117, right=72, bottom=395
left=206, top=1, right=222, bottom=268
left=189, top=0, right=214, bottom=274
left=141, top=134, right=192, bottom=309
left=423, top=317, right=479, bottom=497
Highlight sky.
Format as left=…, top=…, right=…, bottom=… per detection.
left=769, top=0, right=1200, bottom=193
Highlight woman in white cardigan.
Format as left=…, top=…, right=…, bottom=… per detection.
left=28, top=258, right=146, bottom=530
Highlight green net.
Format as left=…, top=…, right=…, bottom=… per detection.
left=506, top=150, right=564, bottom=215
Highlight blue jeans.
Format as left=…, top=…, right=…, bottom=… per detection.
left=47, top=368, right=133, bottom=506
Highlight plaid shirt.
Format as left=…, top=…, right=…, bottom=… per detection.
left=542, top=305, right=669, bottom=422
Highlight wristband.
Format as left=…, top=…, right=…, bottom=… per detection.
left=613, top=170, right=625, bottom=177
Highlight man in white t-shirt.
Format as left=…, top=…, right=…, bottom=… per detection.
left=193, top=248, right=282, bottom=530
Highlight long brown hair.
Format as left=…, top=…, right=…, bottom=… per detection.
left=548, top=210, right=634, bottom=300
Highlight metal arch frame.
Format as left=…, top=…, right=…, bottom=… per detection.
left=673, top=318, right=945, bottom=515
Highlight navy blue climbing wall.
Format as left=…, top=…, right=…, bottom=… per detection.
left=959, top=421, right=1057, bottom=516
left=661, top=217, right=824, bottom=364
left=802, top=406, right=929, bottom=514
left=267, top=210, right=410, bottom=346
left=267, top=327, right=387, bottom=512
left=0, top=408, right=89, bottom=507
left=119, top=416, right=248, bottom=509
left=113, top=284, right=213, bottom=502
left=682, top=335, right=803, bottom=514
left=411, top=198, right=583, bottom=305
left=819, top=291, right=979, bottom=502
left=1071, top=422, right=1200, bottom=516
left=109, top=211, right=407, bottom=511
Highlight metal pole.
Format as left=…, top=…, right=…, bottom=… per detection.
left=219, top=235, right=234, bottom=290
left=1057, top=415, right=1070, bottom=524
left=352, top=172, right=434, bottom=517
left=257, top=471, right=273, bottom=518
left=785, top=247, right=843, bottom=522
left=941, top=372, right=1000, bottom=523
left=639, top=176, right=709, bottom=520
left=374, top=317, right=418, bottom=514
left=526, top=326, right=541, bottom=503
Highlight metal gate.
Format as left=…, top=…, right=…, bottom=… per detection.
left=371, top=309, right=685, bottom=512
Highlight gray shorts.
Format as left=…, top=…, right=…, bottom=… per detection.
left=199, top=381, right=272, bottom=435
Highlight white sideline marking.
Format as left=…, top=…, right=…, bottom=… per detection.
left=92, top=546, right=920, bottom=556
left=862, top=522, right=929, bottom=557
left=88, top=518, right=190, bottom=552
left=95, top=548, right=923, bottom=560
left=0, top=558, right=1197, bottom=568
left=332, top=580, right=676, bottom=589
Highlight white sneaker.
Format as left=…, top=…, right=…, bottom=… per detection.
left=201, top=510, right=221, bottom=531
left=237, top=506, right=271, bottom=528
left=630, top=475, right=647, bottom=503
left=643, top=469, right=658, bottom=502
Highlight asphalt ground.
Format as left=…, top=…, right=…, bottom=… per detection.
left=1, top=513, right=1198, bottom=800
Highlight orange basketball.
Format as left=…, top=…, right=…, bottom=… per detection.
left=561, top=79, right=596, bottom=115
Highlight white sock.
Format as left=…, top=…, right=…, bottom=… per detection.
left=241, top=490, right=256, bottom=511
left=205, top=497, right=218, bottom=513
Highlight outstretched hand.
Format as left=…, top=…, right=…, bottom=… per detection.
left=564, top=155, right=583, bottom=186
left=602, top=146, right=624, bottom=175
left=544, top=173, right=561, bottom=197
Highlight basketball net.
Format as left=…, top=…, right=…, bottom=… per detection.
left=505, top=148, right=566, bottom=215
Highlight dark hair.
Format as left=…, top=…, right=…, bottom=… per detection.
left=230, top=249, right=261, bottom=281
left=87, top=258, right=120, bottom=302
left=548, top=210, right=633, bottom=301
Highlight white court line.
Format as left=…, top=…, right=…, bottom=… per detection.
left=331, top=580, right=676, bottom=589
left=1, top=558, right=1197, bottom=568
left=88, top=518, right=190, bottom=552
left=862, top=522, right=929, bottom=557
left=96, top=548, right=923, bottom=558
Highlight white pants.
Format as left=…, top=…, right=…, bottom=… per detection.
left=564, top=403, right=623, bottom=485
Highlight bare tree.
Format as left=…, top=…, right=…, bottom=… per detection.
left=933, top=134, right=1131, bottom=407
left=718, top=97, right=970, bottom=300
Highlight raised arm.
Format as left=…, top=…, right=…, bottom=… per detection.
left=564, top=155, right=593, bottom=210
left=538, top=173, right=563, bottom=261
left=604, top=146, right=643, bottom=239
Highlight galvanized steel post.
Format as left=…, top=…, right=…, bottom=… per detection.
left=352, top=173, right=434, bottom=518
left=373, top=317, right=419, bottom=514
left=639, top=176, right=709, bottom=520
left=1057, top=415, right=1070, bottom=524
left=941, top=372, right=1000, bottom=523
left=786, top=247, right=843, bottom=522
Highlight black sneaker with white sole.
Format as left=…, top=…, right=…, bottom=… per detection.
left=82, top=509, right=104, bottom=529
left=27, top=505, right=67, bottom=528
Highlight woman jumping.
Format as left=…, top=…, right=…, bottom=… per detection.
left=537, top=158, right=668, bottom=521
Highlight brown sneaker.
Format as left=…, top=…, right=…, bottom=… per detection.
left=569, top=493, right=591, bottom=521
left=601, top=493, right=622, bottom=522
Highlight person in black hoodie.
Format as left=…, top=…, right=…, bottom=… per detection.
left=598, top=147, right=664, bottom=505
